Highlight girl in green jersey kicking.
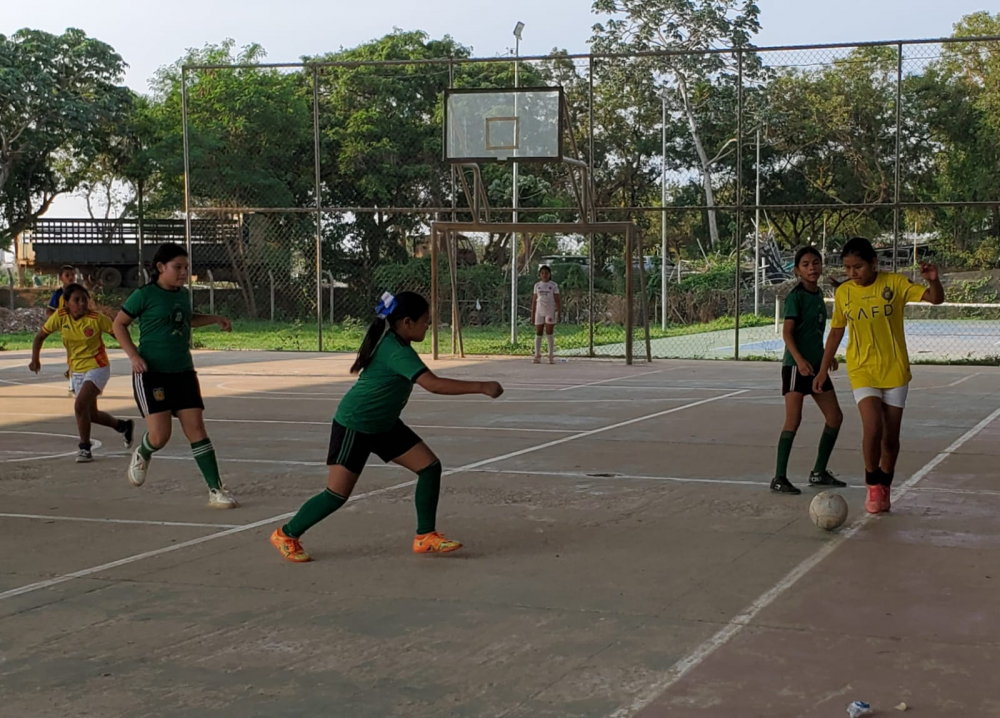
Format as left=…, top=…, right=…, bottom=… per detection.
left=270, top=291, right=504, bottom=562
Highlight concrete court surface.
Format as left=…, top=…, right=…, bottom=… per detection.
left=1, top=349, right=998, bottom=717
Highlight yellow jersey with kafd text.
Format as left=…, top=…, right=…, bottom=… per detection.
left=831, top=272, right=927, bottom=390
left=42, top=309, right=113, bottom=374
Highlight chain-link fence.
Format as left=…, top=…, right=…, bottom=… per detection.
left=169, top=36, right=1000, bottom=361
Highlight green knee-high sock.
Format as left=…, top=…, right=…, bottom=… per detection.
left=414, top=461, right=443, bottom=535
left=283, top=489, right=348, bottom=538
left=812, top=424, right=841, bottom=474
left=138, top=432, right=161, bottom=461
left=191, top=438, right=222, bottom=491
left=775, top=431, right=796, bottom=478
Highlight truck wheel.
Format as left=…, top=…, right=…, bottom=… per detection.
left=97, top=266, right=122, bottom=291
left=124, top=266, right=142, bottom=288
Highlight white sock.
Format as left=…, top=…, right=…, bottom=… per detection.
left=547, top=334, right=555, bottom=356
left=534, top=335, right=542, bottom=356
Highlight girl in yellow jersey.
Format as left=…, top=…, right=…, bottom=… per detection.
left=813, top=238, right=944, bottom=514
left=29, top=284, right=135, bottom=462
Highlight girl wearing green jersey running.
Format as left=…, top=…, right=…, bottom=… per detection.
left=113, top=242, right=238, bottom=509
left=270, top=291, right=504, bottom=563
left=771, top=246, right=845, bottom=495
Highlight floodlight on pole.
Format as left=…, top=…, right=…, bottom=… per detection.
left=511, top=21, right=524, bottom=345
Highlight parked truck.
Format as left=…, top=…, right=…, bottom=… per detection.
left=15, top=218, right=243, bottom=289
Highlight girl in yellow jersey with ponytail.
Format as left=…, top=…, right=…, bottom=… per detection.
left=813, top=238, right=944, bottom=514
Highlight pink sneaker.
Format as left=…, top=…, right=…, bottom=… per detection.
left=882, top=485, right=891, bottom=512
left=865, top=485, right=883, bottom=514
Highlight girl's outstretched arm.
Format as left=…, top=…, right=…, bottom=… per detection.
left=416, top=372, right=503, bottom=398
left=192, top=313, right=232, bottom=331
left=813, top=327, right=845, bottom=394
left=28, top=330, right=48, bottom=373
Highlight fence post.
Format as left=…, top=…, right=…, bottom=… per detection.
left=312, top=66, right=324, bottom=352
left=269, top=270, right=275, bottom=322
left=588, top=55, right=596, bottom=358
left=6, top=267, right=14, bottom=309
left=206, top=269, right=215, bottom=315
left=734, top=47, right=744, bottom=361
left=775, top=294, right=780, bottom=334
left=322, top=270, right=334, bottom=323
left=893, top=42, right=903, bottom=273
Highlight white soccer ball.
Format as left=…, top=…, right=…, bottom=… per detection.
left=809, top=491, right=849, bottom=531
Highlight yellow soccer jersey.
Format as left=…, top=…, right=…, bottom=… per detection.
left=42, top=309, right=113, bottom=374
left=831, top=272, right=928, bottom=389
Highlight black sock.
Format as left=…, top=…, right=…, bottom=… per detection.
left=865, top=470, right=881, bottom=486
left=79, top=441, right=91, bottom=450
left=116, top=419, right=127, bottom=433
left=881, top=470, right=894, bottom=486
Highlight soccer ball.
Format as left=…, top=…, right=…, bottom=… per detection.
left=809, top=491, right=849, bottom=531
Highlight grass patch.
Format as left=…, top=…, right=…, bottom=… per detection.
left=0, top=314, right=773, bottom=355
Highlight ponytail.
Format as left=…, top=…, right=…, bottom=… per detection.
left=350, top=290, right=430, bottom=374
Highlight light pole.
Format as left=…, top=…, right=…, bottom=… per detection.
left=511, top=20, right=524, bottom=345
left=659, top=88, right=668, bottom=330
left=754, top=127, right=761, bottom=315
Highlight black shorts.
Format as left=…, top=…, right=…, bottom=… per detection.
left=782, top=365, right=833, bottom=396
left=327, top=420, right=422, bottom=474
left=133, top=370, right=205, bottom=417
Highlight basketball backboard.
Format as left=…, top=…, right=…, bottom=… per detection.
left=444, top=87, right=564, bottom=163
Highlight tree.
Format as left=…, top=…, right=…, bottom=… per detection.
left=0, top=28, right=130, bottom=249
left=590, top=0, right=762, bottom=248
left=150, top=40, right=315, bottom=317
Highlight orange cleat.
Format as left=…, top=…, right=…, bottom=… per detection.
left=270, top=527, right=312, bottom=562
left=413, top=531, right=462, bottom=554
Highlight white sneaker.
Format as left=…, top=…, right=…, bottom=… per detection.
left=208, top=487, right=239, bottom=509
left=128, top=448, right=149, bottom=487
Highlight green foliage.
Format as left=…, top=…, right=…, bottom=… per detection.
left=0, top=28, right=130, bottom=249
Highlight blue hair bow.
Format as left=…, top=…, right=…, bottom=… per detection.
left=375, top=291, right=397, bottom=319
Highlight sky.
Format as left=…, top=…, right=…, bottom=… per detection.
left=6, top=0, right=998, bottom=94
left=3, top=0, right=998, bottom=223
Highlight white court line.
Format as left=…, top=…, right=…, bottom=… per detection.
left=912, top=373, right=981, bottom=391
left=0, top=389, right=744, bottom=603
left=0, top=513, right=243, bottom=529
left=0, top=431, right=102, bottom=463
left=608, top=402, right=1000, bottom=718
left=557, top=369, right=667, bottom=392
left=0, top=412, right=579, bottom=434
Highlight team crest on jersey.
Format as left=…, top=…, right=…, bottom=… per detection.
left=882, top=286, right=894, bottom=301
left=171, top=304, right=186, bottom=336
left=153, top=388, right=166, bottom=402
left=84, top=327, right=94, bottom=338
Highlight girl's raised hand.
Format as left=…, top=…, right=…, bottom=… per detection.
left=217, top=316, right=233, bottom=332
left=919, top=263, right=939, bottom=282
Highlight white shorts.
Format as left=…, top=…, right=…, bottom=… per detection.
left=535, top=314, right=558, bottom=326
left=853, top=384, right=909, bottom=408
left=71, top=365, right=111, bottom=395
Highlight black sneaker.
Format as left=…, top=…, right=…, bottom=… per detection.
left=809, top=470, right=847, bottom=487
left=121, top=419, right=135, bottom=449
left=770, top=476, right=801, bottom=494
left=76, top=448, right=93, bottom=463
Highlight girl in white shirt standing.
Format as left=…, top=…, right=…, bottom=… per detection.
left=531, top=265, right=561, bottom=364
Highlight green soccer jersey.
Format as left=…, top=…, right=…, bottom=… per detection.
left=121, top=284, right=194, bottom=373
left=335, top=332, right=429, bottom=434
left=782, top=284, right=827, bottom=370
